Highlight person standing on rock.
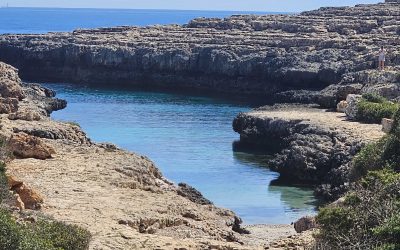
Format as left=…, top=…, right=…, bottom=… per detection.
left=378, top=46, right=386, bottom=71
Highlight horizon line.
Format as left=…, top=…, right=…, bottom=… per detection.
left=0, top=6, right=303, bottom=14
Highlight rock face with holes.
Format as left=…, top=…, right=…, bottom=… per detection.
left=0, top=1, right=398, bottom=102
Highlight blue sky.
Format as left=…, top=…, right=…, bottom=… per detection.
left=5, top=0, right=381, bottom=12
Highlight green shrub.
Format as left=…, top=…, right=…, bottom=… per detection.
left=32, top=220, right=91, bottom=250
left=362, top=93, right=387, bottom=103
left=0, top=162, right=9, bottom=204
left=391, top=108, right=400, bottom=139
left=0, top=209, right=91, bottom=250
left=351, top=134, right=400, bottom=181
left=316, top=170, right=400, bottom=249
left=356, top=98, right=399, bottom=124
left=0, top=209, right=21, bottom=250
left=372, top=215, right=400, bottom=242
left=351, top=138, right=386, bottom=180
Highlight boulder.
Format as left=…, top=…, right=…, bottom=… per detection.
left=345, top=94, right=362, bottom=120
left=337, top=100, right=348, bottom=113
left=6, top=175, right=23, bottom=189
left=13, top=184, right=43, bottom=209
left=294, top=216, right=317, bottom=233
left=0, top=62, right=25, bottom=100
left=8, top=132, right=55, bottom=160
left=382, top=118, right=394, bottom=133
left=7, top=175, right=43, bottom=210
left=9, top=193, right=25, bottom=210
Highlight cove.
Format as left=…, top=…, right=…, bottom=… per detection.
left=43, top=82, right=316, bottom=224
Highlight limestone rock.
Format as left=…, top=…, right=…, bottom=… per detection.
left=382, top=118, right=394, bottom=133
left=11, top=193, right=25, bottom=210
left=233, top=104, right=383, bottom=200
left=7, top=175, right=43, bottom=210
left=293, top=216, right=317, bottom=233
left=337, top=100, right=348, bottom=113
left=0, top=97, right=18, bottom=114
left=0, top=2, right=398, bottom=101
left=12, top=184, right=43, bottom=209
left=345, top=94, right=362, bottom=120
left=177, top=183, right=213, bottom=205
left=0, top=63, right=25, bottom=100
left=8, top=110, right=42, bottom=121
left=9, top=132, right=55, bottom=160
left=7, top=174, right=23, bottom=189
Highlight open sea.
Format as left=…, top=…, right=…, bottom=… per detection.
left=0, top=7, right=316, bottom=224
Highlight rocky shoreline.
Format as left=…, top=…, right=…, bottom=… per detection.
left=233, top=104, right=385, bottom=200
left=0, top=62, right=309, bottom=249
left=0, top=1, right=398, bottom=103
left=0, top=0, right=399, bottom=248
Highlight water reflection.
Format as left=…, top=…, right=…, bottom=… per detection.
left=233, top=151, right=317, bottom=220
left=44, top=82, right=317, bottom=224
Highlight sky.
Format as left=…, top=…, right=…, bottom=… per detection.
left=4, top=0, right=382, bottom=12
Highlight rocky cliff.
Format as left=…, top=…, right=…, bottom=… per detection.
left=233, top=104, right=385, bottom=200
left=0, top=62, right=308, bottom=249
left=0, top=1, right=398, bottom=101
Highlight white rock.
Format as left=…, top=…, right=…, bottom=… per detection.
left=345, top=94, right=362, bottom=120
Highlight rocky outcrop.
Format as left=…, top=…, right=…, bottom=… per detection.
left=8, top=132, right=55, bottom=160
left=177, top=183, right=213, bottom=205
left=0, top=2, right=398, bottom=101
left=294, top=216, right=317, bottom=233
left=233, top=104, right=384, bottom=200
left=7, top=175, right=44, bottom=210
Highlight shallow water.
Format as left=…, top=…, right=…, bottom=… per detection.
left=43, top=83, right=316, bottom=224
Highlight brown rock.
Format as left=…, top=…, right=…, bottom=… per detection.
left=6, top=174, right=23, bottom=189
left=336, top=100, right=348, bottom=113
left=11, top=193, right=25, bottom=210
left=0, top=63, right=25, bottom=100
left=294, top=216, right=317, bottom=233
left=13, top=184, right=43, bottom=209
left=9, top=132, right=55, bottom=160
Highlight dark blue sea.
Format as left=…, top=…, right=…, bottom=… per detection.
left=0, top=7, right=272, bottom=34
left=0, top=8, right=316, bottom=224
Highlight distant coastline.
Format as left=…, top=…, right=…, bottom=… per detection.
left=0, top=8, right=284, bottom=34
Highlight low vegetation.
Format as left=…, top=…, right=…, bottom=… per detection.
left=356, top=93, right=399, bottom=124
left=316, top=107, right=400, bottom=249
left=0, top=139, right=91, bottom=250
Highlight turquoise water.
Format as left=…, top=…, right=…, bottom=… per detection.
left=0, top=8, right=271, bottom=34
left=44, top=83, right=316, bottom=224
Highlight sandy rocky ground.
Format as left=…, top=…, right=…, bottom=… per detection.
left=248, top=105, right=384, bottom=143
left=0, top=64, right=317, bottom=249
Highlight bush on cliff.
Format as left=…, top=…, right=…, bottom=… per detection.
left=351, top=108, right=400, bottom=180
left=316, top=169, right=400, bottom=249
left=316, top=106, right=400, bottom=249
left=356, top=94, right=399, bottom=124
left=0, top=142, right=91, bottom=250
left=0, top=209, right=91, bottom=250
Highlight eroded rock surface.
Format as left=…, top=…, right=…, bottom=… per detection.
left=0, top=61, right=302, bottom=249
left=233, top=104, right=384, bottom=200
left=0, top=1, right=398, bottom=102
